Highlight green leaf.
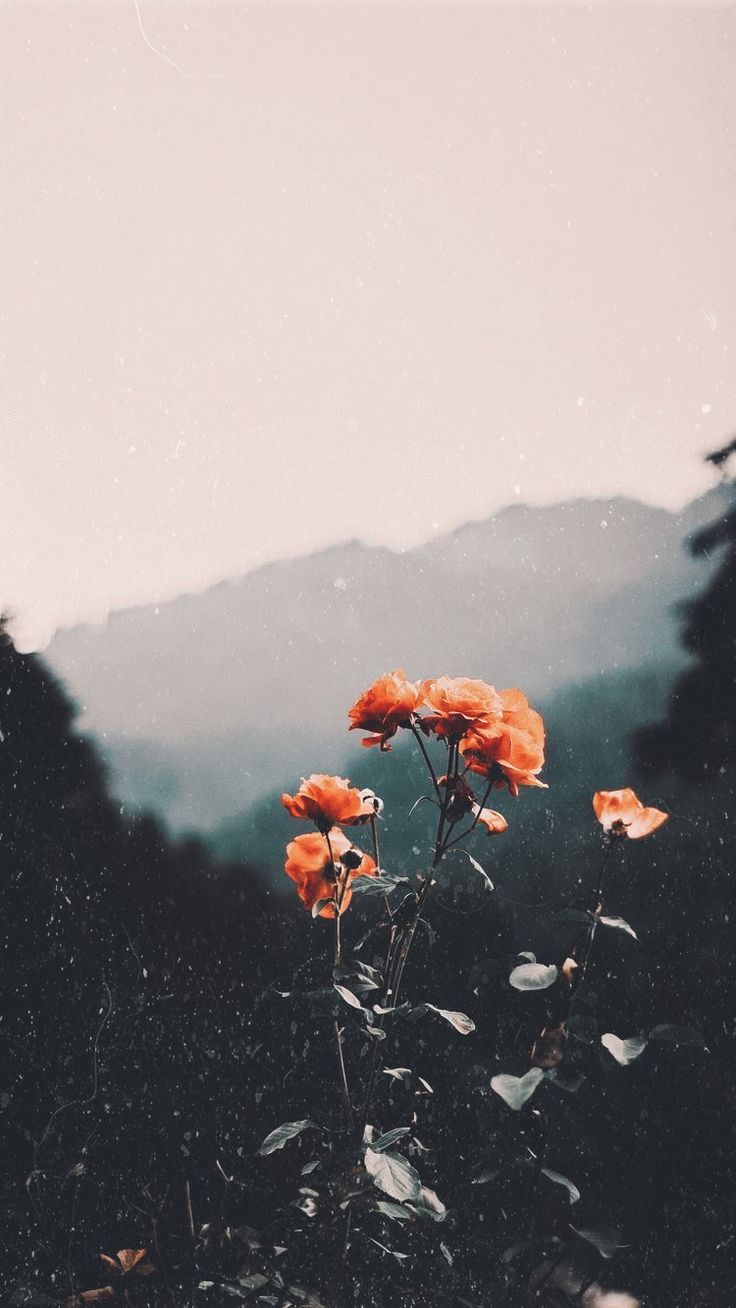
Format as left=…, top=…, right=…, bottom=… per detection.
left=509, top=963, right=558, bottom=991
left=383, top=1067, right=412, bottom=1085
left=372, top=1127, right=411, bottom=1152
left=257, top=1120, right=314, bottom=1155
left=368, top=1238, right=410, bottom=1262
left=598, top=915, right=638, bottom=941
left=376, top=1201, right=412, bottom=1222
left=425, top=1004, right=476, bottom=1035
left=568, top=1013, right=597, bottom=1044
left=649, top=1023, right=709, bottom=1051
left=444, top=847, right=494, bottom=891
left=570, top=1225, right=621, bottom=1259
left=408, top=1185, right=446, bottom=1222
left=311, top=899, right=335, bottom=918
left=334, top=983, right=363, bottom=1009
left=554, top=909, right=593, bottom=927
left=490, top=1067, right=545, bottom=1111
left=472, top=1165, right=500, bottom=1185
left=541, top=1167, right=580, bottom=1204
left=601, top=1033, right=647, bottom=1066
left=365, top=1146, right=422, bottom=1202
left=352, top=873, right=411, bottom=899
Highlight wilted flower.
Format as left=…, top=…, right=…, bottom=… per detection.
left=281, top=774, right=376, bottom=833
left=438, top=774, right=507, bottom=833
left=582, top=1288, right=640, bottom=1308
left=531, top=1023, right=567, bottom=1069
left=561, top=956, right=579, bottom=987
left=593, top=788, right=668, bottom=840
left=420, top=676, right=502, bottom=741
left=348, top=669, right=423, bottom=748
left=284, top=828, right=376, bottom=917
left=98, top=1249, right=155, bottom=1277
left=461, top=689, right=546, bottom=796
left=474, top=805, right=509, bottom=835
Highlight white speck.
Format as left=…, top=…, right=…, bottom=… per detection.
left=702, top=403, right=711, bottom=414
left=577, top=395, right=585, bottom=407
left=600, top=519, right=608, bottom=530
left=334, top=576, right=347, bottom=591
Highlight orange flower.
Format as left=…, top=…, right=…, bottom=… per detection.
left=348, top=669, right=423, bottom=749
left=284, top=828, right=376, bottom=916
left=419, top=676, right=502, bottom=741
left=281, top=774, right=375, bottom=832
left=460, top=689, right=546, bottom=796
left=99, top=1249, right=155, bottom=1277
left=592, top=788, right=668, bottom=840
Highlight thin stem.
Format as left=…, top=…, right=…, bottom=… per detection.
left=410, top=722, right=441, bottom=798
left=568, top=838, right=616, bottom=1015
left=444, top=779, right=494, bottom=848
left=369, top=813, right=381, bottom=871
left=353, top=736, right=474, bottom=1146
left=184, top=1179, right=195, bottom=1240
left=333, top=1018, right=354, bottom=1134
left=331, top=899, right=354, bottom=1133
left=333, top=910, right=342, bottom=968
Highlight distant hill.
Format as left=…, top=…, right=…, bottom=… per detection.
left=44, top=488, right=728, bottom=831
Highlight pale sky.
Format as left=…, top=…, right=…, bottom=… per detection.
left=3, top=1, right=735, bottom=650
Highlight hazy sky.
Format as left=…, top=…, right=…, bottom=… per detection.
left=3, top=1, right=735, bottom=649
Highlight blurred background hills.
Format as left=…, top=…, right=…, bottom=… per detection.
left=43, top=487, right=728, bottom=841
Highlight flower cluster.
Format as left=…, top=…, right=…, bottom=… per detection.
left=280, top=675, right=669, bottom=915
left=281, top=774, right=379, bottom=915
left=349, top=670, right=546, bottom=795
left=284, top=827, right=376, bottom=917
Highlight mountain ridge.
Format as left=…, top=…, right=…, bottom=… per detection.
left=44, top=486, right=728, bottom=830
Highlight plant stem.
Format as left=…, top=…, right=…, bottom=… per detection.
left=444, top=779, right=494, bottom=848
left=369, top=813, right=381, bottom=872
left=410, top=721, right=442, bottom=798
left=568, top=838, right=616, bottom=1015
left=334, top=1018, right=354, bottom=1134
left=332, top=903, right=354, bottom=1133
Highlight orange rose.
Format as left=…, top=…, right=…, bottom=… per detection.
left=281, top=774, right=375, bottom=832
left=419, top=676, right=502, bottom=741
left=460, top=689, right=546, bottom=796
left=348, top=668, right=423, bottom=749
left=592, top=788, right=668, bottom=840
left=284, top=828, right=376, bottom=917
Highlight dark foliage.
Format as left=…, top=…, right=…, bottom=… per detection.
left=634, top=446, right=736, bottom=782
left=2, top=613, right=736, bottom=1306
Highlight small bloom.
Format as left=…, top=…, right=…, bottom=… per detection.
left=281, top=774, right=375, bottom=832
left=420, top=676, right=502, bottom=740
left=284, top=828, right=376, bottom=917
left=461, top=689, right=546, bottom=796
left=348, top=669, right=423, bottom=749
left=99, top=1250, right=155, bottom=1277
left=474, top=804, right=509, bottom=835
left=593, top=788, right=668, bottom=840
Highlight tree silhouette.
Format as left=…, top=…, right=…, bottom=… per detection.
left=633, top=439, right=736, bottom=783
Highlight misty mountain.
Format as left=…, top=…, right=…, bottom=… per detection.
left=44, top=489, right=727, bottom=831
